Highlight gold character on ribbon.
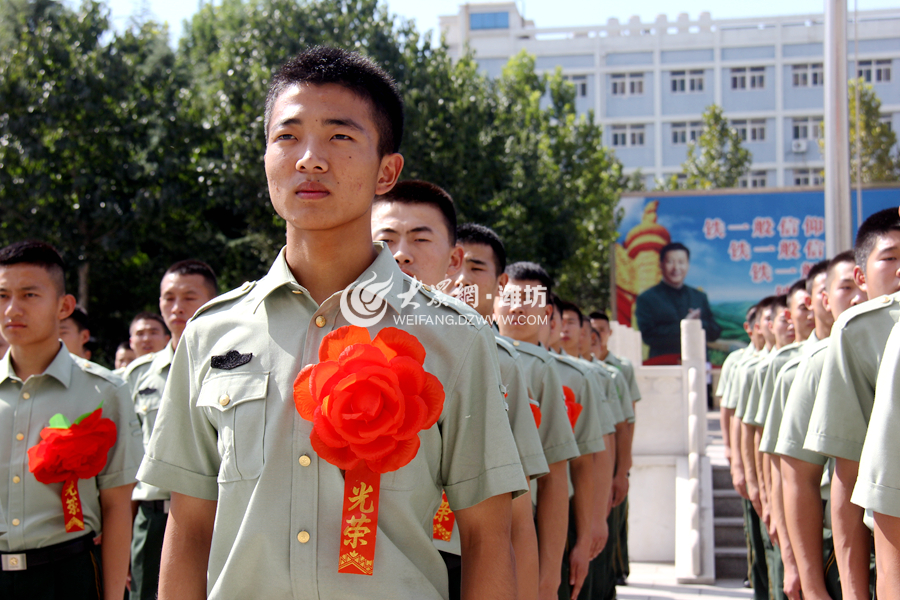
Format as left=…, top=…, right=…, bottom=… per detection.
left=348, top=483, right=375, bottom=514
left=342, top=515, right=372, bottom=549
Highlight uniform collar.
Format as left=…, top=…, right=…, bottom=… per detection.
left=152, top=342, right=176, bottom=371
left=253, top=242, right=406, bottom=315
left=0, top=343, right=73, bottom=388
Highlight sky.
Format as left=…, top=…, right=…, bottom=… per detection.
left=104, top=0, right=899, bottom=47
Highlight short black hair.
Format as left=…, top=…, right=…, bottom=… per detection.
left=375, top=180, right=457, bottom=244
left=827, top=250, right=857, bottom=284
left=659, top=242, right=690, bottom=263
left=805, top=260, right=831, bottom=294
left=787, top=279, right=808, bottom=304
left=505, top=261, right=553, bottom=294
left=129, top=311, right=169, bottom=336
left=854, top=207, right=900, bottom=273
left=772, top=294, right=789, bottom=313
left=557, top=299, right=584, bottom=325
left=0, top=240, right=66, bottom=295
left=265, top=46, right=404, bottom=157
left=457, top=223, right=506, bottom=276
left=756, top=295, right=778, bottom=318
left=64, top=306, right=90, bottom=332
left=746, top=304, right=759, bottom=325
left=589, top=311, right=610, bottom=323
left=164, top=260, right=218, bottom=298
left=116, top=341, right=132, bottom=353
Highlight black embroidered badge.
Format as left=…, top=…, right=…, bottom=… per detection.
left=211, top=350, right=252, bottom=370
left=137, top=387, right=157, bottom=396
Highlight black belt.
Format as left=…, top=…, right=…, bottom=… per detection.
left=139, top=500, right=170, bottom=514
left=1, top=533, right=95, bottom=571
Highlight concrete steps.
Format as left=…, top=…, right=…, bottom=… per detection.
left=707, top=411, right=749, bottom=581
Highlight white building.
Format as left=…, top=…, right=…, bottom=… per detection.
left=439, top=3, right=900, bottom=188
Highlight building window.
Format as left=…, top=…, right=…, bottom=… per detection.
left=792, top=117, right=821, bottom=140
left=793, top=168, right=823, bottom=186
left=672, top=122, right=686, bottom=144
left=750, top=67, right=766, bottom=89
left=612, top=124, right=645, bottom=147
left=672, top=70, right=704, bottom=93
left=792, top=63, right=824, bottom=87
left=611, top=73, right=644, bottom=96
left=469, top=12, right=509, bottom=30
left=566, top=75, right=588, bottom=97
left=733, top=119, right=766, bottom=142
left=858, top=59, right=892, bottom=83
left=880, top=114, right=893, bottom=132
left=739, top=171, right=767, bottom=188
left=629, top=73, right=644, bottom=95
left=731, top=68, right=747, bottom=90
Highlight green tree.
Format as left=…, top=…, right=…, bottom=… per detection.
left=658, top=104, right=751, bottom=189
left=819, top=78, right=899, bottom=183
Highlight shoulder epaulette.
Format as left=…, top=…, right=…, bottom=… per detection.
left=551, top=352, right=590, bottom=374
left=73, top=356, right=125, bottom=386
left=494, top=335, right=518, bottom=358
left=837, top=293, right=899, bottom=329
left=122, top=352, right=155, bottom=379
left=193, top=280, right=258, bottom=320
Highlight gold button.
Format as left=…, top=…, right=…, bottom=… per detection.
left=11, top=519, right=19, bottom=526
left=9, top=557, right=18, bottom=567
left=513, top=341, right=520, bottom=347
left=292, top=290, right=303, bottom=295
left=299, top=454, right=311, bottom=467
left=13, top=476, right=20, bottom=484
left=297, top=530, right=310, bottom=543
left=22, top=392, right=30, bottom=400
left=218, top=394, right=230, bottom=407
left=16, top=433, right=24, bottom=441
left=882, top=296, right=892, bottom=304
left=142, top=405, right=148, bottom=412
left=315, top=316, right=326, bottom=328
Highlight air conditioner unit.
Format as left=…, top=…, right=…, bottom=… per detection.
left=791, top=140, right=808, bottom=153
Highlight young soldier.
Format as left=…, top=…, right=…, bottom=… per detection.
left=776, top=252, right=863, bottom=599
left=137, top=47, right=526, bottom=600
left=58, top=306, right=91, bottom=360
left=0, top=241, right=142, bottom=600
left=804, top=207, right=900, bottom=599
left=114, top=342, right=136, bottom=372
left=853, top=320, right=900, bottom=600
left=544, top=297, right=610, bottom=600
left=728, top=296, right=775, bottom=599
left=481, top=258, right=580, bottom=600
left=127, top=312, right=170, bottom=359
left=124, top=260, right=218, bottom=600
left=372, top=186, right=546, bottom=600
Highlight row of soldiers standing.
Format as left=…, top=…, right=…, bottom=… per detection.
left=0, top=44, right=641, bottom=600
left=717, top=206, right=900, bottom=600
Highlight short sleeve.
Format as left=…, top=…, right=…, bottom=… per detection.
left=501, top=354, right=549, bottom=480
left=532, top=358, right=579, bottom=465
left=97, top=381, right=144, bottom=489
left=440, top=327, right=528, bottom=510
left=569, top=370, right=607, bottom=456
left=742, top=363, right=767, bottom=426
left=137, top=333, right=222, bottom=501
left=775, top=354, right=827, bottom=466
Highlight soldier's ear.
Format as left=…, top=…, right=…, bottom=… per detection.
left=853, top=265, right=867, bottom=293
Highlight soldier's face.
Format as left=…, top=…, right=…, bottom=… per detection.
left=772, top=308, right=795, bottom=347
left=825, top=261, right=864, bottom=320
left=129, top=318, right=170, bottom=357
left=857, top=231, right=900, bottom=300
left=591, top=318, right=612, bottom=348
left=788, top=290, right=814, bottom=341
left=160, top=274, right=215, bottom=340
left=0, top=265, right=73, bottom=350
left=495, top=278, right=549, bottom=343
left=371, top=202, right=461, bottom=287
left=264, top=83, right=402, bottom=238
left=451, top=243, right=504, bottom=320
left=661, top=250, right=690, bottom=288
left=559, top=310, right=581, bottom=350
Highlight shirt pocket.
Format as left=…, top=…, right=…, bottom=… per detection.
left=197, top=371, right=269, bottom=483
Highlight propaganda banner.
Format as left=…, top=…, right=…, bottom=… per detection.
left=615, top=186, right=900, bottom=365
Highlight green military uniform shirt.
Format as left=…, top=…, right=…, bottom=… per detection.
left=603, top=352, right=641, bottom=403
left=592, top=357, right=632, bottom=425
left=731, top=349, right=769, bottom=419
left=715, top=345, right=749, bottom=401
left=0, top=345, right=143, bottom=551
left=746, top=342, right=802, bottom=428
left=547, top=353, right=608, bottom=455
left=805, top=293, right=900, bottom=461
left=126, top=343, right=175, bottom=502
left=775, top=338, right=830, bottom=465
left=852, top=322, right=900, bottom=518
left=138, top=245, right=527, bottom=600
left=722, top=347, right=760, bottom=411
left=759, top=335, right=818, bottom=454
left=505, top=340, right=580, bottom=466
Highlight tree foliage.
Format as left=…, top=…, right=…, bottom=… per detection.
left=657, top=104, right=751, bottom=190
left=0, top=0, right=624, bottom=362
left=819, top=78, right=899, bottom=183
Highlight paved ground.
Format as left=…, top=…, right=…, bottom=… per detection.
left=618, top=562, right=752, bottom=600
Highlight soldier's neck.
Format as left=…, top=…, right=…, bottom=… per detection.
left=285, top=221, right=378, bottom=305
left=10, top=338, right=61, bottom=381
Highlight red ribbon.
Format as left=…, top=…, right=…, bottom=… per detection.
left=563, top=385, right=582, bottom=430
left=338, top=464, right=381, bottom=575
left=432, top=491, right=455, bottom=542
